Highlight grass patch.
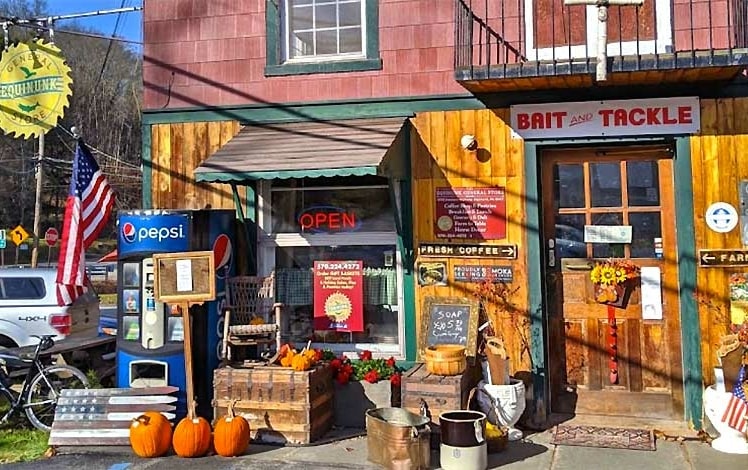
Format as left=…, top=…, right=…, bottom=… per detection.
left=98, top=293, right=117, bottom=305
left=0, top=403, right=49, bottom=463
left=0, top=428, right=49, bottom=463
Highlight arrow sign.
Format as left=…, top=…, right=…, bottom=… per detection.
left=698, top=249, right=748, bottom=267
left=418, top=243, right=518, bottom=259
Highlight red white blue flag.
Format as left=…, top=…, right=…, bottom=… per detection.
left=56, top=140, right=115, bottom=306
left=721, top=365, right=748, bottom=433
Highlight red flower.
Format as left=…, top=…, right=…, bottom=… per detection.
left=386, top=356, right=396, bottom=368
left=314, top=349, right=323, bottom=362
left=359, top=350, right=373, bottom=361
left=363, top=370, right=380, bottom=384
left=336, top=371, right=351, bottom=385
left=341, top=363, right=354, bottom=375
left=330, top=358, right=342, bottom=371
left=390, top=373, right=401, bottom=387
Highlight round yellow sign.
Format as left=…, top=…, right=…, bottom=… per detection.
left=0, top=40, right=73, bottom=139
left=324, top=292, right=353, bottom=322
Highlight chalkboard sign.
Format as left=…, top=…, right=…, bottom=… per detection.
left=419, top=296, right=480, bottom=361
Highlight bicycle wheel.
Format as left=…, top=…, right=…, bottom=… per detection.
left=25, top=365, right=89, bottom=431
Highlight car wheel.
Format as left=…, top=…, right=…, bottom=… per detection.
left=0, top=335, right=17, bottom=349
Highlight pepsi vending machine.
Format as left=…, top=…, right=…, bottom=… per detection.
left=116, top=209, right=235, bottom=418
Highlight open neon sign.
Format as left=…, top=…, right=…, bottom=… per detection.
left=298, top=205, right=360, bottom=233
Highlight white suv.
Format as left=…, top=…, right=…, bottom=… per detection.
left=0, top=267, right=101, bottom=348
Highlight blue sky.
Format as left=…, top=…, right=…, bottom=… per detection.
left=47, top=0, right=142, bottom=48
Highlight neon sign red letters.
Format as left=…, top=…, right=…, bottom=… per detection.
left=298, top=210, right=356, bottom=231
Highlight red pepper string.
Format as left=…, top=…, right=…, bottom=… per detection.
left=607, top=304, right=618, bottom=385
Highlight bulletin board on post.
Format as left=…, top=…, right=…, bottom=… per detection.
left=418, top=296, right=480, bottom=361
left=152, top=251, right=216, bottom=304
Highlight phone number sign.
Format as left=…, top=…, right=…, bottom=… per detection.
left=434, top=187, right=506, bottom=240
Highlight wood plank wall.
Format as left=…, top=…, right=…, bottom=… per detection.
left=149, top=121, right=243, bottom=209
left=409, top=110, right=532, bottom=374
left=691, top=97, right=748, bottom=383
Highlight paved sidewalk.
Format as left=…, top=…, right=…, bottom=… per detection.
left=4, top=428, right=748, bottom=470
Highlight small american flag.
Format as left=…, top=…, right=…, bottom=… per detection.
left=721, top=364, right=747, bottom=433
left=56, top=140, right=115, bottom=306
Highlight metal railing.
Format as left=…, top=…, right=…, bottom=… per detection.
left=455, top=0, right=748, bottom=79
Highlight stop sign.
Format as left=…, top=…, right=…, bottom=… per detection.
left=45, top=227, right=59, bottom=247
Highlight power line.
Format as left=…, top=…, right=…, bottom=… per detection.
left=94, top=0, right=128, bottom=91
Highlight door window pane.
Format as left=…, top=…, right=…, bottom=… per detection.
left=556, top=214, right=586, bottom=258
left=556, top=164, right=584, bottom=208
left=627, top=161, right=660, bottom=206
left=590, top=163, right=622, bottom=207
left=629, top=212, right=662, bottom=258
left=591, top=212, right=624, bottom=258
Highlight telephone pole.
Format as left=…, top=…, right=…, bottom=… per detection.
left=30, top=132, right=43, bottom=268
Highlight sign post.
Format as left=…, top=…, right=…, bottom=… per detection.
left=152, top=251, right=215, bottom=420
left=0, top=229, right=5, bottom=266
left=45, top=227, right=59, bottom=266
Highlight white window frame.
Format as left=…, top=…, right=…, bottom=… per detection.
left=523, top=0, right=672, bottom=61
left=256, top=180, right=405, bottom=359
left=283, top=0, right=367, bottom=63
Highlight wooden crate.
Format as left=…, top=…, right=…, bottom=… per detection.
left=213, top=364, right=333, bottom=445
left=401, top=362, right=482, bottom=443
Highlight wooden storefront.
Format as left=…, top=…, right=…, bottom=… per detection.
left=144, top=96, right=746, bottom=428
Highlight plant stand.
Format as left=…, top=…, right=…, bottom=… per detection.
left=334, top=380, right=393, bottom=428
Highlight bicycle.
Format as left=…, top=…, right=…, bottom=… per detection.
left=0, top=334, right=89, bottom=431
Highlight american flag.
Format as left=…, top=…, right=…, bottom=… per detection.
left=56, top=140, right=115, bottom=306
left=721, top=364, right=747, bottom=433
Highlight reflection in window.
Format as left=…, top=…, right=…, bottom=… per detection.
left=591, top=212, right=624, bottom=258
left=590, top=163, right=622, bottom=207
left=627, top=161, right=660, bottom=207
left=556, top=164, right=584, bottom=208
left=629, top=212, right=662, bottom=258
left=555, top=214, right=586, bottom=258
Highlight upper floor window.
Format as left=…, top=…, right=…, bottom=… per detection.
left=266, top=0, right=382, bottom=76
left=284, top=0, right=365, bottom=62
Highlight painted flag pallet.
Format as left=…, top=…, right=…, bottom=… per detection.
left=48, top=386, right=179, bottom=446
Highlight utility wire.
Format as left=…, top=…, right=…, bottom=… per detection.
left=94, top=0, right=127, bottom=91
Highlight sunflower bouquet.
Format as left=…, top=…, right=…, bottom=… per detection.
left=589, top=259, right=640, bottom=303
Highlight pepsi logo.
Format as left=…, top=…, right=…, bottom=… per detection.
left=122, top=222, right=136, bottom=243
left=213, top=234, right=232, bottom=278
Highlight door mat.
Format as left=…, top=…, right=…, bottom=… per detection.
left=551, top=425, right=656, bottom=451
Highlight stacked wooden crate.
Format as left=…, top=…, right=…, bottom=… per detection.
left=212, top=364, right=333, bottom=445
left=401, top=361, right=482, bottom=447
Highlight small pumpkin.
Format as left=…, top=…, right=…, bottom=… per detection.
left=172, top=416, right=212, bottom=458
left=213, top=401, right=250, bottom=457
left=291, top=353, right=312, bottom=371
left=129, top=411, right=172, bottom=458
left=280, top=348, right=296, bottom=367
left=302, top=349, right=317, bottom=362
left=249, top=316, right=265, bottom=325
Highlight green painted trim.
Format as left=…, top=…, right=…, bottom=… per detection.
left=523, top=141, right=548, bottom=423
left=265, top=58, right=382, bottom=76
left=365, top=0, right=379, bottom=60
left=195, top=166, right=378, bottom=183
left=265, top=0, right=279, bottom=68
left=264, top=0, right=381, bottom=77
left=141, top=123, right=152, bottom=208
left=674, top=137, right=702, bottom=429
left=142, top=94, right=481, bottom=125
left=244, top=183, right=257, bottom=223
left=400, top=121, right=416, bottom=362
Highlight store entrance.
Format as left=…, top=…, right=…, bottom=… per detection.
left=540, top=144, right=684, bottom=419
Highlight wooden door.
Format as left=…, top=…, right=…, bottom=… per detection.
left=541, top=145, right=684, bottom=419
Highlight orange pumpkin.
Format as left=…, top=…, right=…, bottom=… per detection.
left=129, top=411, right=172, bottom=458
left=213, top=401, right=250, bottom=457
left=172, top=416, right=212, bottom=458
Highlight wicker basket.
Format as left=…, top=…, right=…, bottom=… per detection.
left=424, top=345, right=467, bottom=376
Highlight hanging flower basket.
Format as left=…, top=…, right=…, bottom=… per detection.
left=590, top=260, right=640, bottom=309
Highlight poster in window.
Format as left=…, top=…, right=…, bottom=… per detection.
left=313, top=260, right=364, bottom=332
left=434, top=187, right=507, bottom=239
left=123, top=289, right=140, bottom=313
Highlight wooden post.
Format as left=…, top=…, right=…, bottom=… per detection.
left=181, top=301, right=197, bottom=419
left=30, top=132, right=44, bottom=268
left=563, top=0, right=644, bottom=81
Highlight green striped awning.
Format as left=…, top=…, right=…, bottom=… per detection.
left=193, top=117, right=408, bottom=182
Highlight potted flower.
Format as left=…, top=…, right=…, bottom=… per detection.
left=589, top=259, right=640, bottom=307
left=329, top=350, right=402, bottom=428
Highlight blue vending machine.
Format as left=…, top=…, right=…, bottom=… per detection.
left=116, top=209, right=236, bottom=419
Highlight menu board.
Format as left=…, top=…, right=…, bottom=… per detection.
left=419, top=296, right=480, bottom=359
left=313, top=260, right=364, bottom=332
left=434, top=187, right=506, bottom=239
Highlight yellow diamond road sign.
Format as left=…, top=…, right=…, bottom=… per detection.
left=10, top=225, right=29, bottom=246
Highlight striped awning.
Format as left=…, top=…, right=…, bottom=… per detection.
left=193, top=117, right=408, bottom=182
